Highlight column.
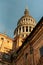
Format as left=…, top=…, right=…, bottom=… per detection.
left=28, top=26, right=29, bottom=32
left=21, top=26, right=22, bottom=33
left=24, top=26, right=26, bottom=37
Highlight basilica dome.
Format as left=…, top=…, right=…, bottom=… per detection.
left=17, top=9, right=36, bottom=26
left=14, top=9, right=36, bottom=38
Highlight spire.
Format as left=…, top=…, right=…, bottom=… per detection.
left=24, top=8, right=29, bottom=16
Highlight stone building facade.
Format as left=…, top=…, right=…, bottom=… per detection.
left=12, top=17, right=43, bottom=65
left=0, top=34, right=13, bottom=65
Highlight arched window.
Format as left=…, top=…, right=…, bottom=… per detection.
left=24, top=19, right=25, bottom=21
left=40, top=47, right=43, bottom=56
left=1, top=38, right=4, bottom=40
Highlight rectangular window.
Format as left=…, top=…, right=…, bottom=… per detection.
left=29, top=26, right=31, bottom=32
left=23, top=26, right=24, bottom=32
left=19, top=27, right=21, bottom=33
left=26, top=26, right=28, bottom=32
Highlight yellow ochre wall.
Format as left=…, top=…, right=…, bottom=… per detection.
left=0, top=34, right=13, bottom=53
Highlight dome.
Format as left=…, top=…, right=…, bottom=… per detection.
left=14, top=8, right=36, bottom=38
left=17, top=9, right=36, bottom=26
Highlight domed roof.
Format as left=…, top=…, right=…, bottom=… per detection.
left=17, top=9, right=36, bottom=26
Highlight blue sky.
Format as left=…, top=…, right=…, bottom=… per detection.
left=0, top=0, right=43, bottom=38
